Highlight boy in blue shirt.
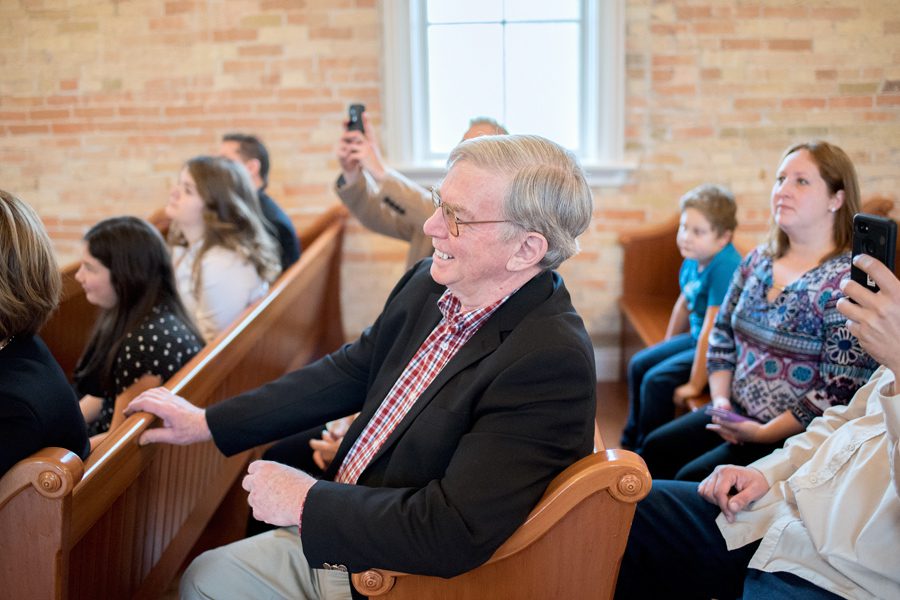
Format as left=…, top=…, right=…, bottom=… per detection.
left=621, top=184, right=741, bottom=450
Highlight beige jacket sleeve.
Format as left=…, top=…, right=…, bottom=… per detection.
left=335, top=169, right=434, bottom=268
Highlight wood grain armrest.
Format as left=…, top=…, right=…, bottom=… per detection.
left=0, top=448, right=84, bottom=510
left=351, top=449, right=651, bottom=597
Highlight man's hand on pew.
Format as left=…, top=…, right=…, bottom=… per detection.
left=242, top=460, right=315, bottom=527
left=125, top=387, right=212, bottom=446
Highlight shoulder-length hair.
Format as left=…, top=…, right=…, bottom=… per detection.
left=74, top=216, right=203, bottom=393
left=0, top=189, right=61, bottom=339
left=765, top=140, right=861, bottom=261
left=168, top=156, right=280, bottom=296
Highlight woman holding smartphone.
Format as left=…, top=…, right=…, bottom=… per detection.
left=638, top=140, right=879, bottom=480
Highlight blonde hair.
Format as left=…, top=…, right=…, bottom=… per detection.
left=0, top=189, right=61, bottom=338
left=447, top=134, right=593, bottom=271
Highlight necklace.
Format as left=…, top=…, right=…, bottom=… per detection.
left=0, top=336, right=13, bottom=352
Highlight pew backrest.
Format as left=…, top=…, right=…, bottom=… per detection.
left=1, top=205, right=348, bottom=600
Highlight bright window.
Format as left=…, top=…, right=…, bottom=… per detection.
left=382, top=0, right=629, bottom=185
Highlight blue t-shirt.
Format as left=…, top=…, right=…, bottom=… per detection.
left=679, top=242, right=741, bottom=340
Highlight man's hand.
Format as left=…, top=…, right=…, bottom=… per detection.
left=838, top=254, right=900, bottom=375
left=242, top=460, right=316, bottom=527
left=697, top=464, right=770, bottom=523
left=309, top=414, right=355, bottom=471
left=337, top=113, right=386, bottom=184
left=124, top=387, right=211, bottom=446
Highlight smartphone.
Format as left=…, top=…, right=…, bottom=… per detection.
left=704, top=405, right=752, bottom=423
left=850, top=213, right=897, bottom=295
left=346, top=103, right=366, bottom=133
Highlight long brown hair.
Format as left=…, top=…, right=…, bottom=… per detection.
left=765, top=140, right=860, bottom=261
left=75, top=217, right=203, bottom=393
left=168, top=156, right=280, bottom=295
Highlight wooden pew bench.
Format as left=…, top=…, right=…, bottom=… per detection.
left=618, top=198, right=897, bottom=412
left=0, top=205, right=348, bottom=600
left=351, top=439, right=651, bottom=600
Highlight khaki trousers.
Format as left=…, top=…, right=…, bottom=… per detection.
left=180, top=526, right=353, bottom=600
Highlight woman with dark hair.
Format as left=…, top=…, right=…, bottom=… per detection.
left=166, top=156, right=280, bottom=342
left=639, top=140, right=879, bottom=481
left=74, top=216, right=203, bottom=436
left=0, top=189, right=89, bottom=476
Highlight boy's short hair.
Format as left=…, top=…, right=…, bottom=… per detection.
left=679, top=183, right=737, bottom=236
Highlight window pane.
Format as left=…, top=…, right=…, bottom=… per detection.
left=427, top=24, right=504, bottom=154
left=504, top=0, right=580, bottom=22
left=427, top=0, right=502, bottom=24
left=504, top=23, right=581, bottom=151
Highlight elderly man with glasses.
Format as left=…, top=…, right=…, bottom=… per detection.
left=128, top=134, right=596, bottom=600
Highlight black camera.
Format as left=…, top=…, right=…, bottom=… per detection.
left=347, top=104, right=365, bottom=133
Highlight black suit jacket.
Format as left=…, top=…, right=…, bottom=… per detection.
left=258, top=190, right=300, bottom=271
left=207, top=260, right=596, bottom=578
left=0, top=335, right=90, bottom=477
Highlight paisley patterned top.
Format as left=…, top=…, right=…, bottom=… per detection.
left=707, top=247, right=877, bottom=426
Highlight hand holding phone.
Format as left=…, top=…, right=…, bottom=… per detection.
left=705, top=405, right=752, bottom=423
left=346, top=103, right=366, bottom=133
left=851, top=213, right=897, bottom=296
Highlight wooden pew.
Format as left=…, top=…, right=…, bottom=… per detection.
left=41, top=205, right=337, bottom=382
left=0, top=205, right=348, bottom=600
left=351, top=442, right=651, bottom=600
left=618, top=197, right=897, bottom=410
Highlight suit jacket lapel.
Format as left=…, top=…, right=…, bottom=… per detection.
left=361, top=270, right=557, bottom=468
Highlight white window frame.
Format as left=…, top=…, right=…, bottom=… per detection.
left=380, top=0, right=632, bottom=187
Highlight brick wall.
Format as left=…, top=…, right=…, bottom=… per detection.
left=2, top=0, right=898, bottom=379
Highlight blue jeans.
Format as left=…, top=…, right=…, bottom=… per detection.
left=615, top=481, right=843, bottom=600
left=621, top=333, right=695, bottom=449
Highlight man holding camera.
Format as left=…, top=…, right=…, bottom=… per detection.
left=129, top=134, right=595, bottom=599
left=334, top=110, right=507, bottom=268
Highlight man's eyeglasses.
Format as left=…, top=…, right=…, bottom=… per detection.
left=430, top=188, right=511, bottom=237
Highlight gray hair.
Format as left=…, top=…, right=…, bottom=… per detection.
left=467, top=116, right=508, bottom=135
left=447, top=134, right=593, bottom=271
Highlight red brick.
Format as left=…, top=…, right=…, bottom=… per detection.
left=673, top=126, right=715, bottom=139
left=818, top=8, right=860, bottom=20
left=829, top=96, right=873, bottom=109
left=722, top=39, right=760, bottom=50
left=816, top=69, right=838, bottom=81
left=782, top=98, right=827, bottom=110
left=762, top=7, right=807, bottom=18
left=652, top=54, right=694, bottom=67
left=734, top=98, right=777, bottom=110
left=675, top=6, right=712, bottom=20
left=767, top=39, right=813, bottom=51
left=650, top=23, right=688, bottom=35
left=700, top=68, right=721, bottom=80
left=164, top=106, right=206, bottom=117
left=655, top=84, right=696, bottom=96
left=863, top=112, right=895, bottom=122
left=652, top=69, right=674, bottom=83
left=165, top=1, right=195, bottom=15
left=693, top=21, right=735, bottom=35
left=74, top=107, right=115, bottom=119
left=30, top=109, right=70, bottom=119
left=309, top=26, right=353, bottom=40
left=9, top=124, right=50, bottom=134
left=238, top=44, right=283, bottom=57
left=59, top=79, right=78, bottom=91
left=0, top=111, right=27, bottom=121
left=886, top=21, right=900, bottom=34
left=119, top=106, right=162, bottom=117
left=213, top=29, right=257, bottom=42
left=877, top=96, right=900, bottom=106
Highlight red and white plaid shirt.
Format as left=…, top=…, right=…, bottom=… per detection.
left=334, top=290, right=507, bottom=485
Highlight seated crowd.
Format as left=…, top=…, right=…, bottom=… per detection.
left=0, top=122, right=896, bottom=600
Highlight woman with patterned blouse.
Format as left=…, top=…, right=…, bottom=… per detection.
left=74, top=217, right=204, bottom=437
left=639, top=140, right=878, bottom=480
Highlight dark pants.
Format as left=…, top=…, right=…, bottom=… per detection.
left=615, top=481, right=842, bottom=600
left=638, top=408, right=781, bottom=480
left=621, top=333, right=695, bottom=449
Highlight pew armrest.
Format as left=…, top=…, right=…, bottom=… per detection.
left=351, top=450, right=651, bottom=599
left=0, top=448, right=84, bottom=511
